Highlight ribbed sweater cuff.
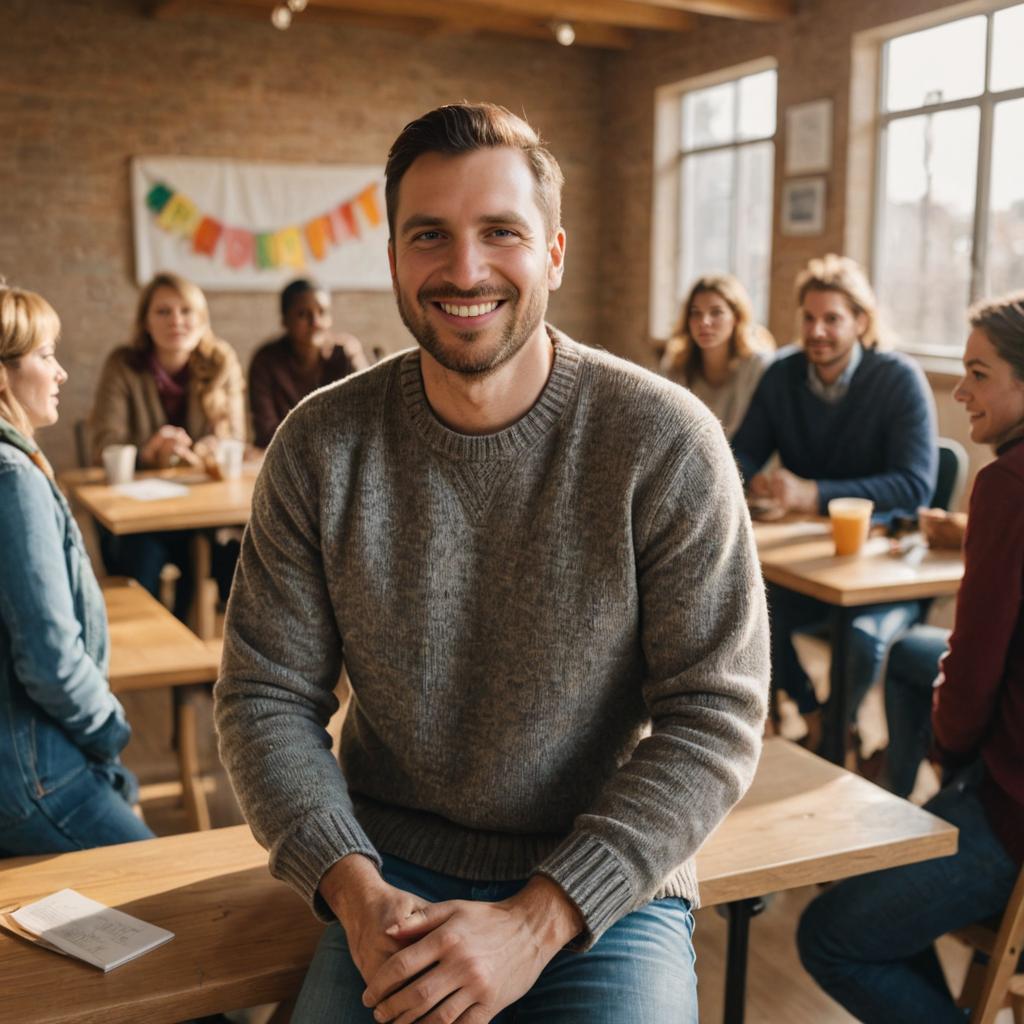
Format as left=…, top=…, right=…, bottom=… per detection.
left=535, top=833, right=634, bottom=948
left=271, top=810, right=382, bottom=922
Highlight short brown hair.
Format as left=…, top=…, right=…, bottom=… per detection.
left=795, top=254, right=888, bottom=349
left=384, top=103, right=564, bottom=238
left=969, top=290, right=1024, bottom=382
left=0, top=282, right=61, bottom=436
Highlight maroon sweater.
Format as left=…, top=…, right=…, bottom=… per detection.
left=933, top=436, right=1024, bottom=862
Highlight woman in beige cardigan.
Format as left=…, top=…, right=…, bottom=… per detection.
left=88, top=272, right=245, bottom=618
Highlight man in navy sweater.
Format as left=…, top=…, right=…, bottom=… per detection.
left=733, top=254, right=937, bottom=752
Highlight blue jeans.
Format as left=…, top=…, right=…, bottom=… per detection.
left=767, top=584, right=920, bottom=717
left=883, top=625, right=949, bottom=797
left=797, top=765, right=1018, bottom=1023
left=0, top=713, right=153, bottom=857
left=293, top=855, right=697, bottom=1023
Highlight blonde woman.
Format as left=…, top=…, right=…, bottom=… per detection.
left=0, top=282, right=153, bottom=853
left=88, top=272, right=245, bottom=617
left=661, top=273, right=774, bottom=439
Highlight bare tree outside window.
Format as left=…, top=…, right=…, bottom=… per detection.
left=875, top=4, right=1024, bottom=353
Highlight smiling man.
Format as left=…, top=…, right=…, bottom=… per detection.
left=732, top=254, right=938, bottom=753
left=216, top=103, right=769, bottom=1023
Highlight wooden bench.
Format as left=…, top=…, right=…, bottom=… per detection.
left=105, top=578, right=221, bottom=831
left=0, top=740, right=957, bottom=1024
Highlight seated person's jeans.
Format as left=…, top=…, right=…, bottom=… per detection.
left=797, top=762, right=1018, bottom=1023
left=99, top=527, right=239, bottom=621
left=0, top=710, right=153, bottom=856
left=294, top=854, right=698, bottom=1024
left=767, top=584, right=920, bottom=723
left=882, top=624, right=950, bottom=797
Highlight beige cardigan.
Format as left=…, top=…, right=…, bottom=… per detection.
left=88, top=339, right=246, bottom=466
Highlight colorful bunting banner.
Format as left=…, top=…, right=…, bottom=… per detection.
left=131, top=156, right=391, bottom=291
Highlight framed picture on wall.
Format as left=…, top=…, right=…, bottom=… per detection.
left=785, top=99, right=833, bottom=175
left=781, top=177, right=826, bottom=236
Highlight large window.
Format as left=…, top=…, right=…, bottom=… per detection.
left=874, top=4, right=1024, bottom=354
left=650, top=61, right=776, bottom=339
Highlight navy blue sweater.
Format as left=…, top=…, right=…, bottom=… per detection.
left=732, top=345, right=937, bottom=516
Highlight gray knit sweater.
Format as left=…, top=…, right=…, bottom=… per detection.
left=215, top=329, right=769, bottom=945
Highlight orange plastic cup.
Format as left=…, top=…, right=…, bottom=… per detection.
left=828, top=497, right=874, bottom=556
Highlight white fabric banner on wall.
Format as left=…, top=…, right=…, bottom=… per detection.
left=131, top=156, right=392, bottom=292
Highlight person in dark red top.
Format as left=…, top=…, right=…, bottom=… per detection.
left=249, top=279, right=369, bottom=449
left=797, top=291, right=1024, bottom=1023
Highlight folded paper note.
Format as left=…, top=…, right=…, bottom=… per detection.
left=1, top=889, right=174, bottom=971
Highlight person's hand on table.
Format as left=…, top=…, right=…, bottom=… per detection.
left=140, top=425, right=200, bottom=469
left=363, top=874, right=582, bottom=1024
left=918, top=507, right=967, bottom=550
left=754, top=467, right=819, bottom=514
left=319, top=330, right=370, bottom=371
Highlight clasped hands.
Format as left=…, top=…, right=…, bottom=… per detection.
left=141, top=425, right=220, bottom=471
left=748, top=467, right=819, bottom=515
left=321, top=854, right=582, bottom=1024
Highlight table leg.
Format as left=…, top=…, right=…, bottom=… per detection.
left=821, top=607, right=855, bottom=764
left=189, top=531, right=215, bottom=641
left=176, top=685, right=212, bottom=832
left=723, top=896, right=766, bottom=1024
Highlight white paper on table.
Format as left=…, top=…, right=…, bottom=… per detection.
left=8, top=888, right=174, bottom=971
left=111, top=479, right=190, bottom=501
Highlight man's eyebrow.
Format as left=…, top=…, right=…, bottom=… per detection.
left=399, top=213, right=445, bottom=236
left=398, top=210, right=534, bottom=236
left=965, top=357, right=991, bottom=369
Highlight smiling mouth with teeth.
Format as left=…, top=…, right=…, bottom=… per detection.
left=437, top=300, right=501, bottom=318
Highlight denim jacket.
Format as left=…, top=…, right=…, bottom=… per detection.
left=0, top=418, right=130, bottom=824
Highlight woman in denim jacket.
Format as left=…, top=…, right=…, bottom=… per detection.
left=0, top=283, right=153, bottom=854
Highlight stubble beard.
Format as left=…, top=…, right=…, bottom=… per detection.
left=396, top=284, right=548, bottom=379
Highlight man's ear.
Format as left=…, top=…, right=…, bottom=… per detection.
left=547, top=227, right=566, bottom=291
left=387, top=239, right=397, bottom=289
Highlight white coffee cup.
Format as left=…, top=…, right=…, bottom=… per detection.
left=217, top=438, right=245, bottom=480
left=102, top=444, right=137, bottom=485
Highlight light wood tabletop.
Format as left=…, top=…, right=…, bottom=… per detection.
left=0, top=739, right=956, bottom=1024
left=752, top=518, right=964, bottom=607
left=696, top=737, right=957, bottom=905
left=104, top=578, right=220, bottom=831
left=0, top=827, right=320, bottom=1024
left=105, top=578, right=220, bottom=693
left=61, top=465, right=258, bottom=536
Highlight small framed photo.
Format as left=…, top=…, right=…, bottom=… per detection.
left=781, top=177, right=826, bottom=236
left=785, top=99, right=833, bottom=175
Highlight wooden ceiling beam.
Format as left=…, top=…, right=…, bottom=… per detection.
left=446, top=0, right=696, bottom=31
left=619, top=0, right=795, bottom=21
left=156, top=0, right=636, bottom=48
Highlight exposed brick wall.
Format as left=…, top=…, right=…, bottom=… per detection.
left=0, top=0, right=604, bottom=469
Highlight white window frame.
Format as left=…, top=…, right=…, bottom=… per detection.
left=649, top=57, right=777, bottom=342
left=868, top=0, right=1024, bottom=358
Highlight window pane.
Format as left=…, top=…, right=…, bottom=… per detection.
left=876, top=108, right=979, bottom=350
left=987, top=98, right=1024, bottom=297
left=682, top=81, right=736, bottom=150
left=680, top=149, right=735, bottom=298
left=734, top=142, right=774, bottom=321
left=991, top=3, right=1024, bottom=93
left=738, top=70, right=777, bottom=141
left=884, top=17, right=986, bottom=112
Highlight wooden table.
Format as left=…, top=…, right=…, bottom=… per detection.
left=696, top=737, right=957, bottom=1022
left=753, top=518, right=964, bottom=762
left=0, top=827, right=320, bottom=1024
left=105, top=579, right=221, bottom=831
left=63, top=465, right=258, bottom=640
left=0, top=739, right=956, bottom=1024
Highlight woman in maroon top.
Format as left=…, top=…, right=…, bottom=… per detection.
left=797, top=291, right=1024, bottom=1023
